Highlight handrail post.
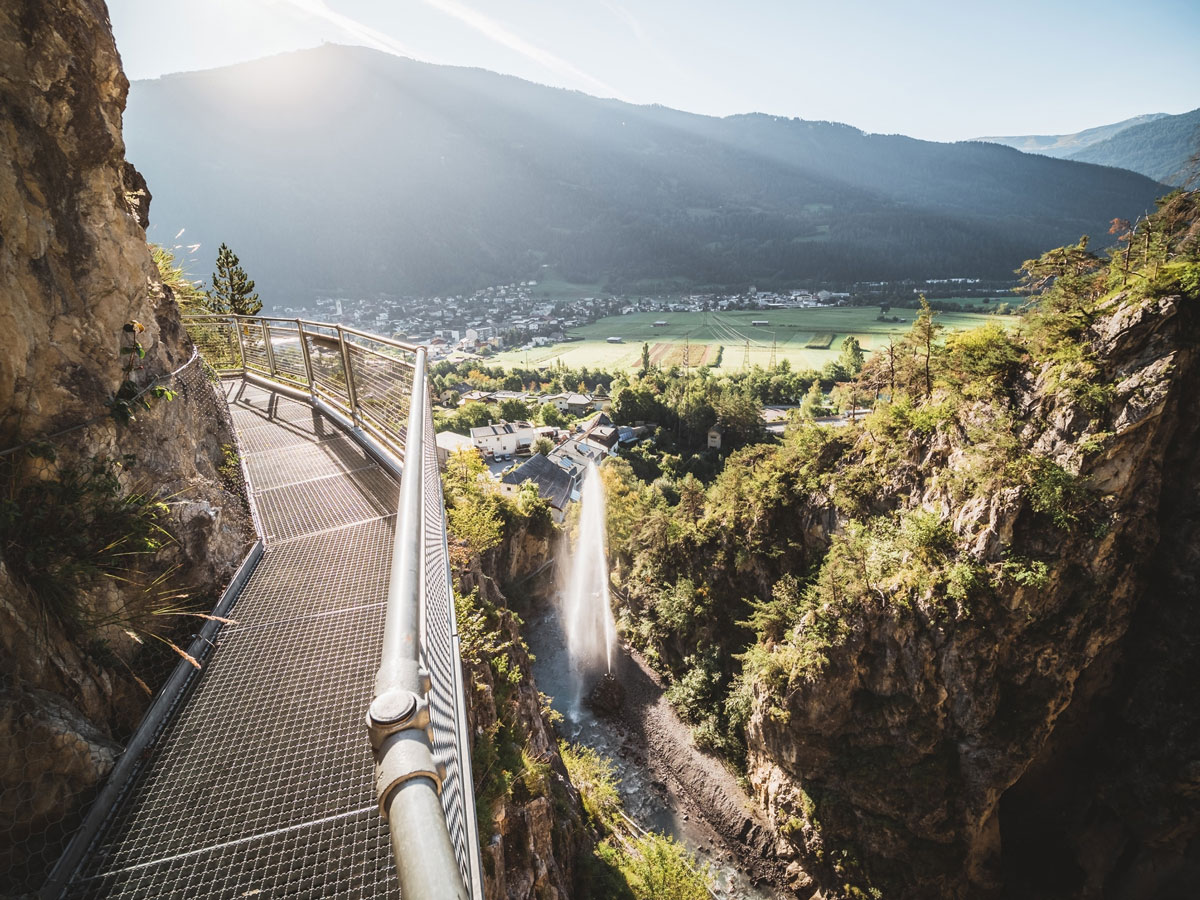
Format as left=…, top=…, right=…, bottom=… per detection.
left=233, top=315, right=247, bottom=372
left=337, top=325, right=361, bottom=426
left=261, top=319, right=277, bottom=377
left=297, top=319, right=316, bottom=397
left=367, top=348, right=469, bottom=900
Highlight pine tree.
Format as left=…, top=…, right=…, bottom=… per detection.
left=905, top=296, right=941, bottom=398
left=207, top=243, right=261, bottom=315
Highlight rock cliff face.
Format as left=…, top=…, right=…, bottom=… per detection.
left=746, top=292, right=1200, bottom=898
left=0, top=1, right=250, bottom=890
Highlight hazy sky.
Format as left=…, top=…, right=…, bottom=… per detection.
left=108, top=0, right=1200, bottom=142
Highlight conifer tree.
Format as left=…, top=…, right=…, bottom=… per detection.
left=905, top=296, right=941, bottom=397
left=207, top=243, right=261, bottom=315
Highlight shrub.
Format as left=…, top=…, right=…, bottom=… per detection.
left=1017, top=455, right=1086, bottom=529
left=0, top=453, right=174, bottom=634
left=618, top=832, right=711, bottom=900
left=560, top=742, right=621, bottom=830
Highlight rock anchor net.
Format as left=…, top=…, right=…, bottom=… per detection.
left=0, top=348, right=254, bottom=896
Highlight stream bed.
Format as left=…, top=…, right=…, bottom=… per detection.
left=524, top=597, right=781, bottom=900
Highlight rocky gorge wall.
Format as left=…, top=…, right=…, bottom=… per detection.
left=454, top=515, right=588, bottom=900
left=746, top=291, right=1200, bottom=898
left=0, top=1, right=251, bottom=890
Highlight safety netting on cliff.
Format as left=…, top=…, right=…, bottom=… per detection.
left=0, top=347, right=255, bottom=896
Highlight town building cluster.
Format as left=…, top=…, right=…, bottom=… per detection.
left=267, top=282, right=880, bottom=364
left=436, top=401, right=650, bottom=522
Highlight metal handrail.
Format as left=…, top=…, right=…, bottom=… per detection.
left=367, top=348, right=470, bottom=900
left=184, top=314, right=422, bottom=355
left=181, top=314, right=479, bottom=900
left=189, top=314, right=411, bottom=458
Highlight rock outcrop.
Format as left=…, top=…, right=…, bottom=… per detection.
left=745, top=290, right=1200, bottom=898
left=0, top=2, right=251, bottom=891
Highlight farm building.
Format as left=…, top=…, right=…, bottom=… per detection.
left=751, top=320, right=769, bottom=326
left=652, top=320, right=668, bottom=327
left=606, top=336, right=624, bottom=343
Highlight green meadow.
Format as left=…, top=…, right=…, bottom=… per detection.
left=491, top=306, right=1018, bottom=372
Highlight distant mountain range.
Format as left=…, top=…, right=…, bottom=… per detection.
left=123, top=45, right=1166, bottom=303
left=976, top=114, right=1170, bottom=158
left=978, top=108, right=1200, bottom=185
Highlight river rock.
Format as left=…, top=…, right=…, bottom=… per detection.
left=586, top=672, right=625, bottom=715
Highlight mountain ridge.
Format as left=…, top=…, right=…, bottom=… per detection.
left=1067, top=107, right=1200, bottom=185
left=123, top=44, right=1165, bottom=303
left=975, top=113, right=1170, bottom=157
left=978, top=108, right=1200, bottom=186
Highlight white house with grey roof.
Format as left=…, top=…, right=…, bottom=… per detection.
left=468, top=420, right=535, bottom=456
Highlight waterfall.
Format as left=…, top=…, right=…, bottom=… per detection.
left=561, top=461, right=618, bottom=707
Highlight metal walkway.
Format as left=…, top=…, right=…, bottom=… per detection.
left=62, top=379, right=403, bottom=898
left=43, top=317, right=482, bottom=899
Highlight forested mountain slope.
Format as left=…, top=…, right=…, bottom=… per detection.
left=1066, top=107, right=1200, bottom=186
left=124, top=45, right=1163, bottom=301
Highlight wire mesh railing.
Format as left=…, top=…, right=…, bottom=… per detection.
left=188, top=316, right=422, bottom=463
left=181, top=315, right=482, bottom=899
left=420, top=387, right=485, bottom=889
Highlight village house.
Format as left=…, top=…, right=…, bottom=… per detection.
left=580, top=426, right=619, bottom=457
left=575, top=412, right=621, bottom=457
left=551, top=437, right=605, bottom=472
left=468, top=420, right=536, bottom=457
left=434, top=430, right=477, bottom=467
left=565, top=393, right=594, bottom=417
left=537, top=392, right=594, bottom=416
left=439, top=381, right=473, bottom=403
left=498, top=454, right=576, bottom=522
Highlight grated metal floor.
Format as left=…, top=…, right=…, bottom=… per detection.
left=65, top=380, right=403, bottom=899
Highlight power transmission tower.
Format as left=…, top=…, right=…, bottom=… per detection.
left=683, top=333, right=690, bottom=370
left=743, top=340, right=750, bottom=369
left=769, top=334, right=777, bottom=369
